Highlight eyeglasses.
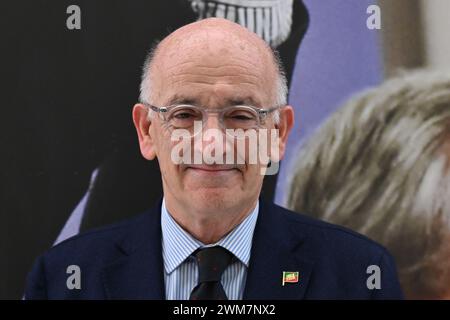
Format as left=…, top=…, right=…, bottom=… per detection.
left=143, top=103, right=281, bottom=137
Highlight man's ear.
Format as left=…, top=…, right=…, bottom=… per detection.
left=132, top=103, right=157, bottom=160
left=272, top=105, right=295, bottom=162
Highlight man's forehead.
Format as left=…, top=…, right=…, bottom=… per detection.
left=158, top=35, right=268, bottom=70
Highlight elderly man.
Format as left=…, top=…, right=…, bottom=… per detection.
left=25, top=18, right=402, bottom=300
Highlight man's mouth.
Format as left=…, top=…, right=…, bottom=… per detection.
left=186, top=164, right=239, bottom=171
left=184, top=164, right=241, bottom=176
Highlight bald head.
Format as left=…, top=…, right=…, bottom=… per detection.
left=155, top=18, right=275, bottom=68
left=139, top=18, right=287, bottom=113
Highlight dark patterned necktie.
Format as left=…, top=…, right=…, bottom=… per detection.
left=189, top=246, right=233, bottom=300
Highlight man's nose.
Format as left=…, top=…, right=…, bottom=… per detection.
left=197, top=113, right=225, bottom=147
left=193, top=113, right=229, bottom=164
left=202, top=113, right=222, bottom=132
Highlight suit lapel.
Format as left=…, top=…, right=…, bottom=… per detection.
left=101, top=199, right=166, bottom=299
left=243, top=200, right=314, bottom=300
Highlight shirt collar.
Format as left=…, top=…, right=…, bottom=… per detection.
left=161, top=197, right=259, bottom=275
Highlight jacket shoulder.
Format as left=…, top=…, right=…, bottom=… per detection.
left=267, top=203, right=403, bottom=299
left=42, top=211, right=150, bottom=264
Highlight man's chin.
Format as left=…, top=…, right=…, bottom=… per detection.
left=185, top=188, right=238, bottom=209
left=184, top=167, right=241, bottom=184
left=183, top=171, right=241, bottom=189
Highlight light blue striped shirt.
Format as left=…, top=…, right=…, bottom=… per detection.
left=161, top=198, right=259, bottom=300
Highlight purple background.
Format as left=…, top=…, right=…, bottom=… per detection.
left=275, top=0, right=383, bottom=205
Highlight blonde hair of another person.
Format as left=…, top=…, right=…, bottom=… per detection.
left=286, top=70, right=450, bottom=299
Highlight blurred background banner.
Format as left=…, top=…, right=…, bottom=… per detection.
left=276, top=0, right=450, bottom=203
left=1, top=0, right=449, bottom=299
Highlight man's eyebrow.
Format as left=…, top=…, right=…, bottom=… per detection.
left=164, top=96, right=262, bottom=107
left=165, top=96, right=197, bottom=106
left=227, top=97, right=261, bottom=107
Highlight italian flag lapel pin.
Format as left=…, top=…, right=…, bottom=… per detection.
left=282, top=271, right=300, bottom=286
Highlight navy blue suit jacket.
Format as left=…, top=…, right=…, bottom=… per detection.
left=25, top=199, right=403, bottom=299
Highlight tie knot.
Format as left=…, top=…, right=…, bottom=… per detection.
left=193, top=246, right=233, bottom=283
